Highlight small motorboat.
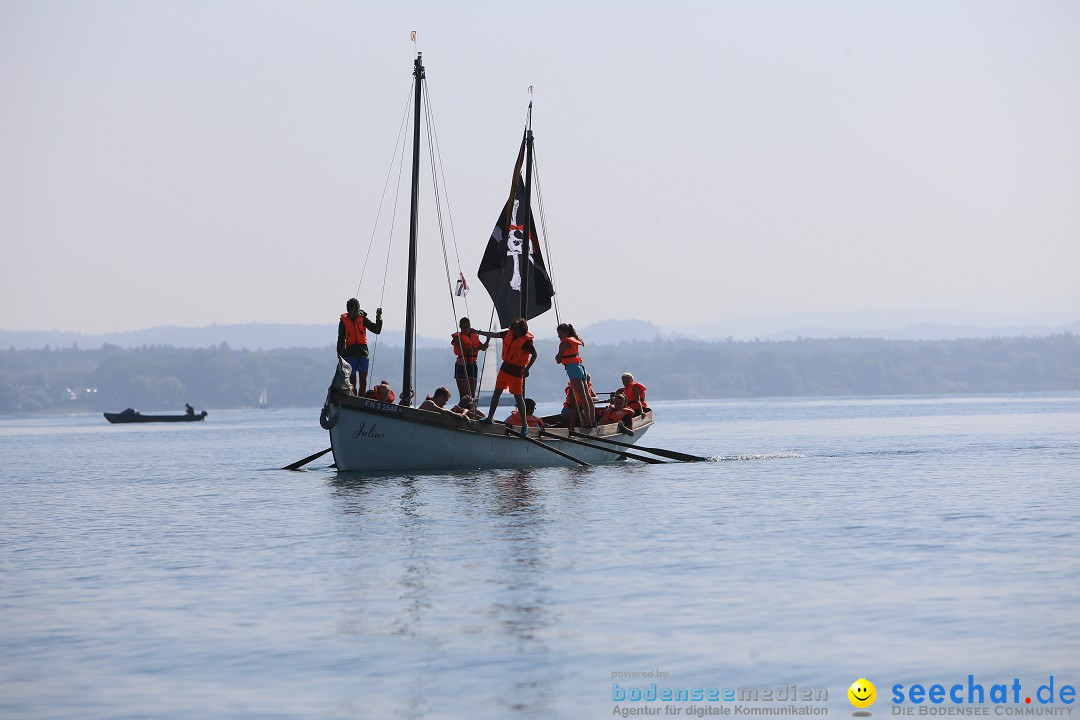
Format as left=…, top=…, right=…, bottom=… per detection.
left=103, top=408, right=208, bottom=424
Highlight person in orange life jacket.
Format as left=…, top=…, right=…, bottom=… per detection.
left=555, top=323, right=596, bottom=427
left=505, top=398, right=544, bottom=430
left=337, top=298, right=383, bottom=395
left=451, top=395, right=485, bottom=420
left=364, top=380, right=395, bottom=404
left=598, top=392, right=635, bottom=430
left=473, top=318, right=537, bottom=435
left=561, top=373, right=598, bottom=429
left=419, top=386, right=478, bottom=427
left=451, top=317, right=489, bottom=403
left=620, top=372, right=648, bottom=416
left=561, top=384, right=577, bottom=428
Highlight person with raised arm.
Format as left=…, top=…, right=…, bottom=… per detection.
left=451, top=317, right=489, bottom=403
left=473, top=318, right=536, bottom=437
left=337, top=298, right=383, bottom=395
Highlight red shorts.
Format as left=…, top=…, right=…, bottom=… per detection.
left=495, top=369, right=524, bottom=396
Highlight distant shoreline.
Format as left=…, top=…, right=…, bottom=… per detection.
left=2, top=334, right=1078, bottom=415
left=4, top=389, right=1079, bottom=420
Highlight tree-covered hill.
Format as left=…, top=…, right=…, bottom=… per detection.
left=2, top=334, right=1077, bottom=415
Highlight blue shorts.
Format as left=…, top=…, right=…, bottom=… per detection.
left=346, top=356, right=370, bottom=374
left=564, top=362, right=587, bottom=380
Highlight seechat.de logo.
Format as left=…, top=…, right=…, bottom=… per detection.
left=849, top=678, right=876, bottom=717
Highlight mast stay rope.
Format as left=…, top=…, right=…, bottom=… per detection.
left=355, top=79, right=413, bottom=383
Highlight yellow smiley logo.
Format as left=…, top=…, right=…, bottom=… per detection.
left=848, top=678, right=876, bottom=708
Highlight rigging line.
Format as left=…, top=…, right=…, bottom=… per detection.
left=475, top=305, right=498, bottom=404
left=426, top=87, right=475, bottom=369
left=369, top=81, right=415, bottom=383
left=423, top=82, right=470, bottom=319
left=532, top=146, right=561, bottom=324
left=421, top=83, right=465, bottom=360
left=354, top=80, right=417, bottom=298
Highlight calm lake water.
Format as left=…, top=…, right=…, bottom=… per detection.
left=2, top=394, right=1078, bottom=720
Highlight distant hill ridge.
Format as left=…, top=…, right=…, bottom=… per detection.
left=0, top=321, right=666, bottom=351
left=1, top=317, right=1075, bottom=351
left=0, top=323, right=411, bottom=352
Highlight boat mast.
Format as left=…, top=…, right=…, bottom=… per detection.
left=403, top=53, right=424, bottom=406
left=519, top=103, right=534, bottom=320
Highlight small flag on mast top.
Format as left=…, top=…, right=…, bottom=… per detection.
left=455, top=273, right=469, bottom=297
left=410, top=30, right=416, bottom=43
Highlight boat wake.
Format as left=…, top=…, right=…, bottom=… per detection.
left=714, top=452, right=805, bottom=462
left=712, top=451, right=807, bottom=462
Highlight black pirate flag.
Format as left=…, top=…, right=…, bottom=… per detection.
left=477, top=136, right=554, bottom=328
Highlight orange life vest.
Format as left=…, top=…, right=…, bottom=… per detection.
left=500, top=331, right=534, bottom=374
left=564, top=380, right=595, bottom=407
left=558, top=337, right=583, bottom=365
left=451, top=330, right=483, bottom=363
left=506, top=410, right=544, bottom=429
left=624, top=382, right=648, bottom=411
left=340, top=312, right=368, bottom=348
left=365, top=385, right=396, bottom=403
left=600, top=406, right=635, bottom=425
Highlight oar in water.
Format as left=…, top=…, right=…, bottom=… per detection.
left=506, top=428, right=592, bottom=467
left=570, top=431, right=713, bottom=463
left=540, top=430, right=665, bottom=464
left=282, top=447, right=332, bottom=471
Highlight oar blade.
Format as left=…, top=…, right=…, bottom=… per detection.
left=640, top=446, right=712, bottom=463
left=542, top=431, right=664, bottom=464
left=283, top=447, right=333, bottom=471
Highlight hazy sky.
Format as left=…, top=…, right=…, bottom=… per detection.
left=2, top=0, right=1078, bottom=337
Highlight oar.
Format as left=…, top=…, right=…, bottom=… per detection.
left=570, top=431, right=713, bottom=463
left=540, top=430, right=666, bottom=464
left=282, top=447, right=332, bottom=471
left=507, top=428, right=592, bottom=467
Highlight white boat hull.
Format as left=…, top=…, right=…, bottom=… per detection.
left=327, top=396, right=652, bottom=472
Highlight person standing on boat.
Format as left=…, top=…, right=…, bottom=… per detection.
left=474, top=318, right=536, bottom=435
left=556, top=323, right=596, bottom=427
left=337, top=298, right=382, bottom=396
left=451, top=317, right=489, bottom=403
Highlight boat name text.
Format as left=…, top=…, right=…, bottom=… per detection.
left=351, top=422, right=386, bottom=440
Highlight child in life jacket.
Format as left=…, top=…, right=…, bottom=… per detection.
left=556, top=323, right=596, bottom=427
left=505, top=397, right=545, bottom=431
